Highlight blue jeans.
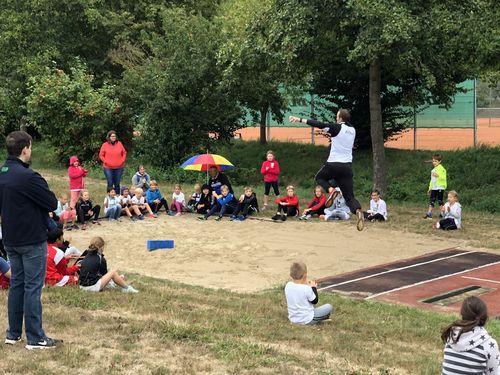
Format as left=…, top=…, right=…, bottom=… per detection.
left=307, top=304, right=333, bottom=325
left=5, top=241, right=48, bottom=343
left=103, top=168, right=123, bottom=193
left=105, top=206, right=121, bottom=219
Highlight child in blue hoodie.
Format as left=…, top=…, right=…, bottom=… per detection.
left=146, top=180, right=168, bottom=215
left=199, top=185, right=237, bottom=221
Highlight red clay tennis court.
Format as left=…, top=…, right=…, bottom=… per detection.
left=317, top=248, right=500, bottom=316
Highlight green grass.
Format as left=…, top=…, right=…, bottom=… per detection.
left=5, top=276, right=499, bottom=374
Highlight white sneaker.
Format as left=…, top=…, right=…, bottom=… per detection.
left=122, top=285, right=139, bottom=294
left=106, top=280, right=116, bottom=289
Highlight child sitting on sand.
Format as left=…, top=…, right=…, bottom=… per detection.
left=76, top=191, right=101, bottom=230
left=435, top=190, right=462, bottom=230
left=199, top=185, right=238, bottom=221
left=300, top=186, right=326, bottom=221
left=55, top=193, right=78, bottom=230
left=194, top=184, right=212, bottom=214
left=79, top=236, right=138, bottom=293
left=320, top=188, right=351, bottom=221
left=170, top=184, right=185, bottom=216
left=187, top=183, right=202, bottom=212
left=441, top=296, right=500, bottom=373
left=363, top=189, right=388, bottom=222
left=146, top=180, right=168, bottom=215
left=272, top=185, right=299, bottom=221
left=230, top=186, right=259, bottom=221
left=131, top=187, right=156, bottom=220
left=284, top=261, right=332, bottom=325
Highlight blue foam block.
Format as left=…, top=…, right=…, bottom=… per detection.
left=147, top=240, right=174, bottom=251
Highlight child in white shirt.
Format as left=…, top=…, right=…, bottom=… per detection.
left=103, top=188, right=122, bottom=221
left=130, top=188, right=156, bottom=220
left=284, top=262, right=332, bottom=325
left=170, top=184, right=185, bottom=216
left=364, top=189, right=387, bottom=222
left=118, top=187, right=134, bottom=221
left=435, top=190, right=461, bottom=230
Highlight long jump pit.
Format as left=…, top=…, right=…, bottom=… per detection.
left=317, top=248, right=500, bottom=316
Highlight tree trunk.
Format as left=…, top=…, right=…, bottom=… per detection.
left=259, top=107, right=267, bottom=145
left=369, top=60, right=387, bottom=197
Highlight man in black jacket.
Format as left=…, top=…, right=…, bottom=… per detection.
left=0, top=131, right=61, bottom=349
left=208, top=166, right=233, bottom=196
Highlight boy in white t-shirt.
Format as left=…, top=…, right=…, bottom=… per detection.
left=363, top=189, right=387, bottom=222
left=284, top=262, right=332, bottom=325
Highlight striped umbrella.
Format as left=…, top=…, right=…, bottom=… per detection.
left=180, top=153, right=235, bottom=181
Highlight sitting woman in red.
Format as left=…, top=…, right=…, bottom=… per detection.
left=45, top=229, right=80, bottom=287
left=300, top=186, right=326, bottom=221
left=272, top=185, right=299, bottom=221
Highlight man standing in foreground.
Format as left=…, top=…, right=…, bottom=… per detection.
left=289, top=109, right=364, bottom=231
left=0, top=131, right=61, bottom=349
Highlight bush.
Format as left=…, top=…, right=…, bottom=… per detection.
left=26, top=61, right=132, bottom=162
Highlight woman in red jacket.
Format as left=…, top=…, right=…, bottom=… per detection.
left=260, top=150, right=280, bottom=210
left=99, top=130, right=127, bottom=192
left=299, top=186, right=326, bottom=220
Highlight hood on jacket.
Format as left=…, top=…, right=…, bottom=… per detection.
left=69, top=156, right=79, bottom=165
left=448, top=326, right=490, bottom=352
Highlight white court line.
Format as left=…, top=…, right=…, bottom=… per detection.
left=318, top=250, right=474, bottom=291
left=461, top=276, right=500, bottom=284
left=365, top=261, right=500, bottom=300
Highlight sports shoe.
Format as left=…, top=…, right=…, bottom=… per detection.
left=229, top=215, right=237, bottom=221
left=423, top=212, right=432, bottom=219
left=325, top=190, right=339, bottom=208
left=356, top=209, right=364, bottom=231
left=281, top=215, right=287, bottom=222
left=198, top=216, right=207, bottom=221
left=271, top=214, right=282, bottom=221
left=299, top=214, right=311, bottom=221
left=130, top=216, right=137, bottom=222
left=148, top=214, right=156, bottom=219
left=64, top=225, right=72, bottom=231
left=214, top=216, right=222, bottom=221
left=5, top=336, right=21, bottom=345
left=175, top=212, right=181, bottom=217
left=237, top=215, right=246, bottom=221
left=138, top=215, right=145, bottom=221
left=25, top=337, right=63, bottom=350
left=122, top=285, right=139, bottom=294
left=72, top=224, right=80, bottom=230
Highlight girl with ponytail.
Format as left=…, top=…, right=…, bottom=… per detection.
left=441, top=296, right=500, bottom=374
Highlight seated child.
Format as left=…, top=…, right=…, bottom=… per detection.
left=199, top=185, right=237, bottom=221
left=435, top=190, right=461, bottom=230
left=55, top=193, right=78, bottom=230
left=0, top=256, right=11, bottom=289
left=441, top=296, right=499, bottom=374
left=230, top=186, right=259, bottom=221
left=300, top=185, right=326, bottom=220
left=187, top=183, right=202, bottom=212
left=363, top=189, right=387, bottom=222
left=170, top=184, right=185, bottom=216
left=79, top=236, right=138, bottom=293
left=76, top=191, right=101, bottom=230
left=320, top=189, right=351, bottom=221
left=118, top=187, right=134, bottom=221
left=194, top=184, right=212, bottom=214
left=130, top=187, right=156, bottom=220
left=272, top=185, right=299, bottom=221
left=146, top=180, right=168, bottom=215
left=103, top=188, right=122, bottom=221
left=45, top=229, right=80, bottom=287
left=284, top=261, right=332, bottom=325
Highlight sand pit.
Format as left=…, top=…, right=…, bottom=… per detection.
left=64, top=214, right=470, bottom=293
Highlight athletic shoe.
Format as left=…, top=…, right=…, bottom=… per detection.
left=175, top=212, right=181, bottom=217
left=214, top=216, right=222, bottom=221
left=130, top=216, right=137, bottom=222
left=108, top=218, right=116, bottom=222
left=106, top=280, right=116, bottom=289
left=198, top=216, right=207, bottom=221
left=92, top=220, right=101, bottom=225
left=281, top=215, right=287, bottom=222
left=356, top=209, right=364, bottom=231
left=271, top=214, right=281, bottom=221
left=122, top=285, right=139, bottom=294
left=5, top=336, right=21, bottom=345
left=423, top=213, right=432, bottom=219
left=238, top=215, right=246, bottom=221
left=138, top=215, right=145, bottom=221
left=64, top=225, right=72, bottom=231
left=324, top=190, right=339, bottom=208
left=148, top=214, right=156, bottom=219
left=229, top=215, right=237, bottom=221
left=26, top=337, right=63, bottom=350
left=72, top=224, right=80, bottom=230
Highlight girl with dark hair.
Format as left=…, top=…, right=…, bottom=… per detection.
left=441, top=296, right=500, bottom=374
left=99, top=130, right=127, bottom=192
left=131, top=165, right=151, bottom=191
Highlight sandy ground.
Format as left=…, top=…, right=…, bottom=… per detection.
left=65, top=214, right=471, bottom=293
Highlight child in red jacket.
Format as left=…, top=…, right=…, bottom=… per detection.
left=300, top=186, right=326, bottom=221
left=260, top=150, right=280, bottom=210
left=68, top=155, right=88, bottom=209
left=45, top=229, right=80, bottom=287
left=272, top=185, right=299, bottom=221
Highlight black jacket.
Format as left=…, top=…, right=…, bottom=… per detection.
left=239, top=193, right=259, bottom=211
left=79, top=251, right=108, bottom=287
left=76, top=199, right=94, bottom=215
left=0, top=156, right=57, bottom=246
left=209, top=173, right=233, bottom=195
left=196, top=192, right=212, bottom=209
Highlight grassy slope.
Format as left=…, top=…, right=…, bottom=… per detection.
left=2, top=141, right=495, bottom=374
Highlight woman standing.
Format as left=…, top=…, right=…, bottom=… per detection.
left=99, top=131, right=127, bottom=192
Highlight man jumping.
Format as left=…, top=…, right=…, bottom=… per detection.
left=289, top=109, right=364, bottom=231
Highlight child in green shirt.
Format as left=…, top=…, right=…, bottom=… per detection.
left=424, top=153, right=447, bottom=219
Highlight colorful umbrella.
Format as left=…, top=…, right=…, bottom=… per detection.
left=180, top=153, right=235, bottom=182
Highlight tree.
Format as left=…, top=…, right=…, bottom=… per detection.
left=254, top=0, right=498, bottom=196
